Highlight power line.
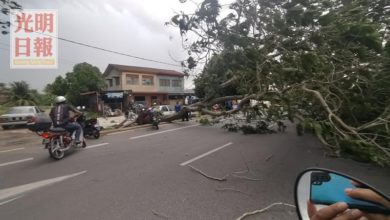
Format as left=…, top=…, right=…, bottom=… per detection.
left=5, top=11, right=207, bottom=73
left=0, top=41, right=82, bottom=68
left=57, top=37, right=183, bottom=68
left=6, top=10, right=184, bottom=68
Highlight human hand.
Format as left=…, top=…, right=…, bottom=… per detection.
left=308, top=201, right=364, bottom=220
left=345, top=188, right=390, bottom=220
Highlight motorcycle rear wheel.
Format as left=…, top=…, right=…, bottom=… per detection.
left=48, top=140, right=65, bottom=160
left=93, top=131, right=100, bottom=139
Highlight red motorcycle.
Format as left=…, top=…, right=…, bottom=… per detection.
left=28, top=115, right=86, bottom=160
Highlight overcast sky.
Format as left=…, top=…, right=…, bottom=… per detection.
left=0, top=0, right=234, bottom=91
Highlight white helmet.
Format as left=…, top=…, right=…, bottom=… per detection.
left=54, top=96, right=66, bottom=104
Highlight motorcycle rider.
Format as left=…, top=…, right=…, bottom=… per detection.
left=49, top=96, right=83, bottom=144
left=148, top=102, right=158, bottom=118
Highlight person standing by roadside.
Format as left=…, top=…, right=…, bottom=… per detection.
left=175, top=101, right=189, bottom=121
left=175, top=101, right=181, bottom=113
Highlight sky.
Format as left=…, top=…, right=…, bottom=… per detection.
left=0, top=0, right=234, bottom=91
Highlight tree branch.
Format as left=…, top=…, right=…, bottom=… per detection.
left=188, top=165, right=228, bottom=181
left=236, top=202, right=296, bottom=220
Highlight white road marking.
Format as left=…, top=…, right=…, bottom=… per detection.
left=86, top=143, right=109, bottom=149
left=0, top=158, right=34, bottom=167
left=0, top=196, right=23, bottom=206
left=129, top=124, right=199, bottom=140
left=0, top=148, right=25, bottom=154
left=0, top=170, right=87, bottom=205
left=180, top=142, right=233, bottom=166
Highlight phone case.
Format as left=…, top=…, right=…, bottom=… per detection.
left=310, top=172, right=390, bottom=214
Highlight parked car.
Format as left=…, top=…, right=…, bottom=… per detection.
left=155, top=105, right=175, bottom=116
left=0, top=106, right=49, bottom=129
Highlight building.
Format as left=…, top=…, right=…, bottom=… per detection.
left=103, top=64, right=186, bottom=108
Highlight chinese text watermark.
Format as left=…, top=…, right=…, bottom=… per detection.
left=10, top=9, right=58, bottom=69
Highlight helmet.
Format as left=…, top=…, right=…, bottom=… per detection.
left=54, top=96, right=66, bottom=104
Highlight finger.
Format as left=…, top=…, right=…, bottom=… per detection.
left=345, top=188, right=390, bottom=208
left=350, top=180, right=366, bottom=188
left=307, top=200, right=317, bottom=218
left=333, top=209, right=364, bottom=220
left=312, top=202, right=348, bottom=220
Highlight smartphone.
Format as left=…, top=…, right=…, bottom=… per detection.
left=310, top=171, right=390, bottom=214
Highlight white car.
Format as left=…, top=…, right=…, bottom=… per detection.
left=156, top=105, right=175, bottom=116
left=0, top=106, right=49, bottom=129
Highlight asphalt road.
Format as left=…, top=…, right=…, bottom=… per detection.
left=0, top=122, right=389, bottom=220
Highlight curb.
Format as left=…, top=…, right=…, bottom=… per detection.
left=100, top=120, right=198, bottom=135
left=100, top=124, right=153, bottom=135
left=100, top=122, right=172, bottom=135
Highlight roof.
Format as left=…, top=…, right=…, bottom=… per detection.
left=184, top=89, right=195, bottom=94
left=103, top=64, right=185, bottom=77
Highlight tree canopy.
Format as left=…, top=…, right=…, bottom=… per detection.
left=0, top=0, right=22, bottom=35
left=4, top=81, right=39, bottom=106
left=45, top=62, right=105, bottom=106
left=169, top=0, right=390, bottom=165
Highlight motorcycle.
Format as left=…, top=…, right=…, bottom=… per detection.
left=76, top=107, right=101, bottom=139
left=294, top=168, right=390, bottom=219
left=151, top=114, right=160, bottom=130
left=28, top=115, right=87, bottom=160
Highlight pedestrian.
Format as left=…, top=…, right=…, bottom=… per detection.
left=124, top=107, right=130, bottom=119
left=175, top=101, right=181, bottom=113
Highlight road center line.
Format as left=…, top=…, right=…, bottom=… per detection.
left=0, top=170, right=87, bottom=204
left=129, top=124, right=199, bottom=140
left=0, top=158, right=34, bottom=167
left=0, top=148, right=25, bottom=154
left=86, top=143, right=109, bottom=149
left=0, top=196, right=23, bottom=206
left=180, top=142, right=233, bottom=166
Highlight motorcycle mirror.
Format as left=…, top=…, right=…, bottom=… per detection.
left=294, top=168, right=390, bottom=220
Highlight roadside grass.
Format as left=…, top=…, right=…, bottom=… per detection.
left=0, top=105, right=8, bottom=115
left=39, top=106, right=52, bottom=113
left=86, top=111, right=99, bottom=119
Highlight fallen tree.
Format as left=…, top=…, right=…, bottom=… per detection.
left=166, top=0, right=390, bottom=165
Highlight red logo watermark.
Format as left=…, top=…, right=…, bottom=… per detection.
left=10, top=9, right=58, bottom=69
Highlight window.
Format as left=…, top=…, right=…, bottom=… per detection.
left=172, top=79, right=182, bottom=87
left=142, top=75, right=154, bottom=86
left=126, top=74, right=139, bottom=85
left=114, top=77, right=120, bottom=86
left=107, top=79, right=113, bottom=87
left=159, top=79, right=170, bottom=87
